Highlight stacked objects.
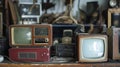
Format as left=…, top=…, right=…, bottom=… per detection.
left=9, top=24, right=52, bottom=62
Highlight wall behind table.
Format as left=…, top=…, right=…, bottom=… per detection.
left=41, top=0, right=109, bottom=20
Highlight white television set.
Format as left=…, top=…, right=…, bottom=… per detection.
left=78, top=34, right=108, bottom=62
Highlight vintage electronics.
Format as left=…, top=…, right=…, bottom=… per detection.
left=0, top=0, right=3, bottom=8
left=86, top=1, right=99, bottom=24
left=107, top=27, right=120, bottom=60
left=18, top=0, right=42, bottom=23
left=111, top=13, right=120, bottom=27
left=51, top=44, right=76, bottom=57
left=0, top=13, right=2, bottom=37
left=18, top=0, right=41, bottom=4
left=63, top=29, right=73, bottom=37
left=62, top=29, right=73, bottom=44
left=108, top=8, right=120, bottom=28
left=9, top=48, right=50, bottom=62
left=78, top=34, right=108, bottom=62
left=87, top=1, right=98, bottom=16
left=53, top=24, right=77, bottom=44
left=9, top=24, right=52, bottom=47
left=19, top=4, right=40, bottom=16
left=62, top=37, right=72, bottom=44
left=0, top=37, right=8, bottom=55
left=20, top=17, right=38, bottom=24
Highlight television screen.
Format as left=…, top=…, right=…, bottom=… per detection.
left=78, top=34, right=108, bottom=62
left=82, top=38, right=104, bottom=59
left=10, top=24, right=52, bottom=46
left=12, top=27, right=32, bottom=45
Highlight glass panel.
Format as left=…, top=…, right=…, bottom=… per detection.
left=82, top=38, right=104, bottom=59
left=13, top=27, right=32, bottom=45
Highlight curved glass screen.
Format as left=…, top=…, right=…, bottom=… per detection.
left=82, top=38, right=104, bottom=59
left=12, top=27, right=32, bottom=45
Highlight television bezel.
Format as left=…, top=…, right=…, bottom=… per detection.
left=11, top=26, right=32, bottom=46
left=9, top=24, right=52, bottom=47
left=78, top=34, right=108, bottom=62
left=108, top=8, right=120, bottom=28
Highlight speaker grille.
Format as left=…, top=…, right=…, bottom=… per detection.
left=18, top=52, right=36, bottom=59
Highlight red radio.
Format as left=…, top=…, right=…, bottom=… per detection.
left=9, top=48, right=50, bottom=62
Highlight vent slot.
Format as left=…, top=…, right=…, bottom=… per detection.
left=19, top=0, right=41, bottom=4
left=18, top=52, right=36, bottom=59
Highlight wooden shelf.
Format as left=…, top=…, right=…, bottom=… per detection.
left=0, top=62, right=120, bottom=67
left=0, top=63, right=118, bottom=67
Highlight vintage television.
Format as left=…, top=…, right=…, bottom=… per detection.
left=107, top=27, right=120, bottom=60
left=9, top=48, right=50, bottom=62
left=18, top=0, right=42, bottom=24
left=78, top=34, right=108, bottom=62
left=108, top=8, right=120, bottom=28
left=9, top=24, right=52, bottom=47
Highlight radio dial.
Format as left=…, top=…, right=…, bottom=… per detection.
left=45, top=38, right=49, bottom=42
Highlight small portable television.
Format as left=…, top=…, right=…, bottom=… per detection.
left=78, top=34, right=108, bottom=62
left=9, top=24, right=52, bottom=47
left=107, top=27, right=120, bottom=60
